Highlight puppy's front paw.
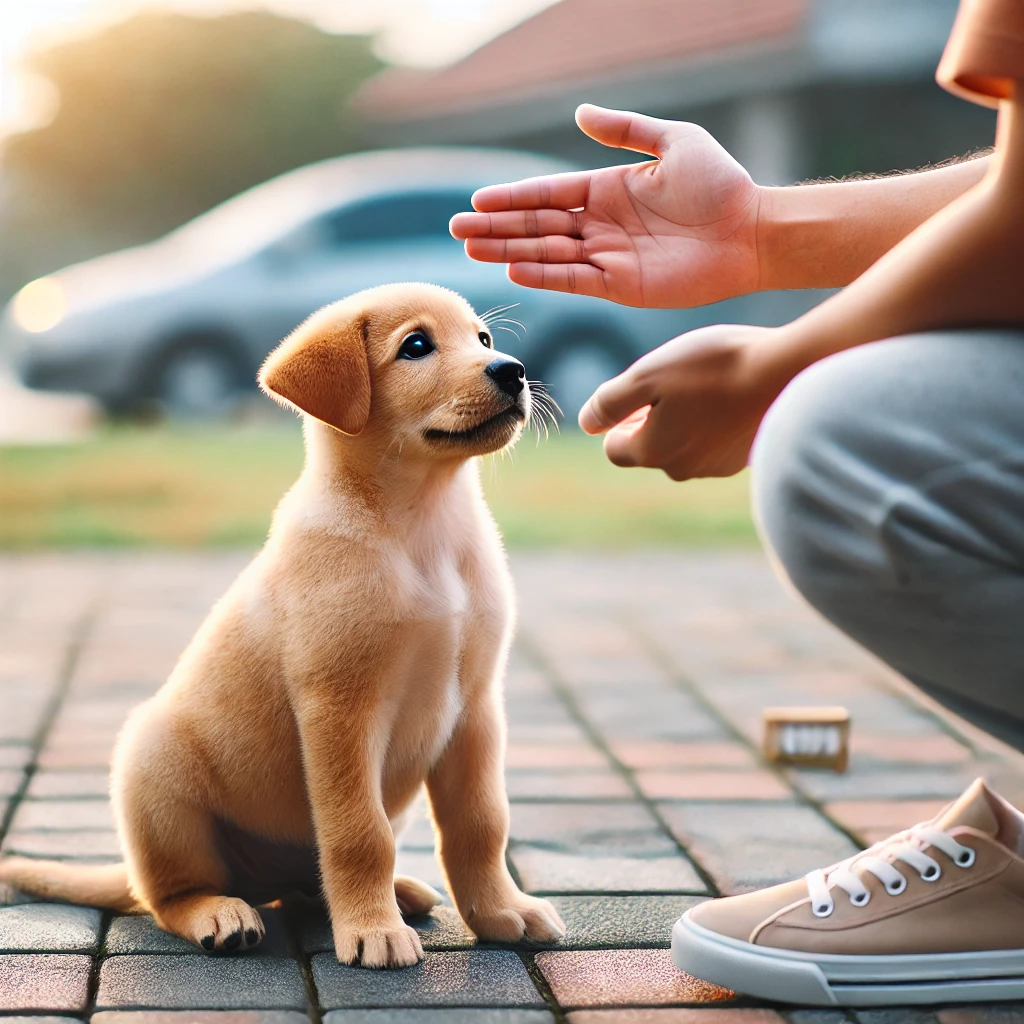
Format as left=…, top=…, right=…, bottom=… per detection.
left=468, top=893, right=565, bottom=944
left=333, top=920, right=424, bottom=968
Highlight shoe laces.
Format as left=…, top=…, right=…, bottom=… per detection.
left=806, top=822, right=976, bottom=918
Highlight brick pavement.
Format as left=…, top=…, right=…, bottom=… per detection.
left=2, top=551, right=1024, bottom=1023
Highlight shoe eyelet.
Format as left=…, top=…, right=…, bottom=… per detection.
left=850, top=891, right=870, bottom=907
left=921, top=864, right=942, bottom=882
left=885, top=876, right=907, bottom=896
left=955, top=847, right=976, bottom=868
left=812, top=901, right=833, bottom=918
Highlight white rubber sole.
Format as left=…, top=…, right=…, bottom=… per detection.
left=672, top=909, right=1024, bottom=1007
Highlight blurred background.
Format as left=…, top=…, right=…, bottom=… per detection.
left=0, top=0, right=996, bottom=550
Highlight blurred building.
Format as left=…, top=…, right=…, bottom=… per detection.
left=353, top=0, right=996, bottom=184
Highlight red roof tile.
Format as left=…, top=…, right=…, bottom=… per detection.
left=357, top=0, right=808, bottom=121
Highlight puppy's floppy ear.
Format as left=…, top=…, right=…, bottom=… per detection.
left=259, top=313, right=371, bottom=435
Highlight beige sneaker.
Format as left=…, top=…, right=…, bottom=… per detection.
left=672, top=779, right=1024, bottom=1006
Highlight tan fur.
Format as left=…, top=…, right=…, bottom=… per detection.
left=0, top=283, right=564, bottom=967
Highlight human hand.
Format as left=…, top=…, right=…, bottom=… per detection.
left=449, top=104, right=762, bottom=308
left=578, top=325, right=798, bottom=480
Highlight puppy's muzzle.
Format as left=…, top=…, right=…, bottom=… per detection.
left=486, top=358, right=526, bottom=399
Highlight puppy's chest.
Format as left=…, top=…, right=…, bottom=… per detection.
left=383, top=553, right=500, bottom=764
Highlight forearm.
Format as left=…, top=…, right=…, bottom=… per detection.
left=757, top=154, right=991, bottom=291
left=768, top=105, right=1024, bottom=377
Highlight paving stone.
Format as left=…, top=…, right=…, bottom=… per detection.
left=311, top=949, right=544, bottom=1009
left=849, top=733, right=972, bottom=765
left=0, top=953, right=92, bottom=1012
left=26, top=770, right=111, bottom=799
left=299, top=904, right=475, bottom=954
left=567, top=1011, right=787, bottom=1023
left=509, top=803, right=678, bottom=856
left=536, top=949, right=734, bottom=1008
left=853, top=1013, right=941, bottom=1024
left=0, top=1017, right=83, bottom=1024
left=789, top=767, right=978, bottom=802
left=9, top=799, right=115, bottom=831
left=545, top=896, right=706, bottom=949
left=825, top=799, right=950, bottom=846
left=504, top=745, right=609, bottom=769
left=3, top=830, right=121, bottom=860
left=937, top=1008, right=1024, bottom=1024
left=634, top=771, right=791, bottom=801
left=92, top=1015, right=311, bottom=1024
left=786, top=1013, right=850, bottom=1024
left=323, top=1012, right=554, bottom=1023
left=510, top=850, right=705, bottom=895
left=96, top=955, right=307, bottom=1010
left=0, top=745, right=32, bottom=770
left=658, top=802, right=858, bottom=895
left=0, top=770, right=24, bottom=799
left=506, top=769, right=632, bottom=800
left=0, top=903, right=102, bottom=952
left=611, top=742, right=758, bottom=771
left=104, top=908, right=289, bottom=957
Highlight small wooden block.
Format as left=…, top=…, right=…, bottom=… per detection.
left=763, top=706, right=851, bottom=772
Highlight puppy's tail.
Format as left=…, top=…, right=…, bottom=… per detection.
left=0, top=857, right=142, bottom=913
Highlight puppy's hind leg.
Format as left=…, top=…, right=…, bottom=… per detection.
left=116, top=768, right=265, bottom=953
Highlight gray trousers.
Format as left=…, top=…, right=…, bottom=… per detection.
left=750, top=330, right=1024, bottom=750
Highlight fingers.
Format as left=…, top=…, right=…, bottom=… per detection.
left=470, top=170, right=591, bottom=213
left=506, top=261, right=608, bottom=299
left=449, top=208, right=581, bottom=240
left=575, top=103, right=677, bottom=158
left=578, top=365, right=655, bottom=433
left=465, top=235, right=586, bottom=264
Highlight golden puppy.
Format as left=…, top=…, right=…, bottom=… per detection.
left=0, top=282, right=565, bottom=967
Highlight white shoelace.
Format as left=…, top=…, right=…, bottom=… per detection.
left=806, top=823, right=977, bottom=918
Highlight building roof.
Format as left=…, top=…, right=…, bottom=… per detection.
left=356, top=0, right=808, bottom=124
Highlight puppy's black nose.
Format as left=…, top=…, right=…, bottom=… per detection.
left=485, top=358, right=526, bottom=398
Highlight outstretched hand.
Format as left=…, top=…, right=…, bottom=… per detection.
left=450, top=104, right=762, bottom=308
left=578, top=324, right=798, bottom=480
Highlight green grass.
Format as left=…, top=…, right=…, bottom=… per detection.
left=0, top=424, right=756, bottom=549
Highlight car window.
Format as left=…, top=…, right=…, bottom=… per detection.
left=324, top=191, right=472, bottom=246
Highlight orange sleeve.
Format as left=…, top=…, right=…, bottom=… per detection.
left=937, top=0, right=1024, bottom=107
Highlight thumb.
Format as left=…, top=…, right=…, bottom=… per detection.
left=575, top=104, right=680, bottom=158
left=578, top=368, right=655, bottom=434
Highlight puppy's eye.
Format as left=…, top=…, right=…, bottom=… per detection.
left=397, top=332, right=435, bottom=360
left=479, top=332, right=492, bottom=348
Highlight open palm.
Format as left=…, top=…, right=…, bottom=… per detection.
left=449, top=105, right=762, bottom=309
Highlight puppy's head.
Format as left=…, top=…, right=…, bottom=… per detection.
left=259, top=283, right=530, bottom=459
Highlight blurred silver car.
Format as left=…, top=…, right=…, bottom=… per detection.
left=1, top=148, right=713, bottom=422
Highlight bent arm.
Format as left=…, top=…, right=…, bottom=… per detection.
left=767, top=100, right=1022, bottom=376
left=757, top=154, right=991, bottom=291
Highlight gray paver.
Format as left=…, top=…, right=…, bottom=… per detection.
left=505, top=769, right=632, bottom=801
left=658, top=802, right=859, bottom=895
left=311, top=950, right=545, bottom=1009
left=9, top=799, right=115, bottom=831
left=91, top=1014, right=311, bottom=1024
left=299, top=905, right=475, bottom=954
left=508, top=802, right=678, bottom=856
left=0, top=903, right=102, bottom=952
left=510, top=849, right=706, bottom=895
left=2, top=829, right=121, bottom=860
left=0, top=1018, right=83, bottom=1024
left=323, top=1012, right=555, bottom=1023
left=95, top=955, right=307, bottom=1011
left=545, top=895, right=706, bottom=948
left=0, top=953, right=92, bottom=1012
left=26, top=770, right=111, bottom=799
left=104, top=909, right=290, bottom=957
